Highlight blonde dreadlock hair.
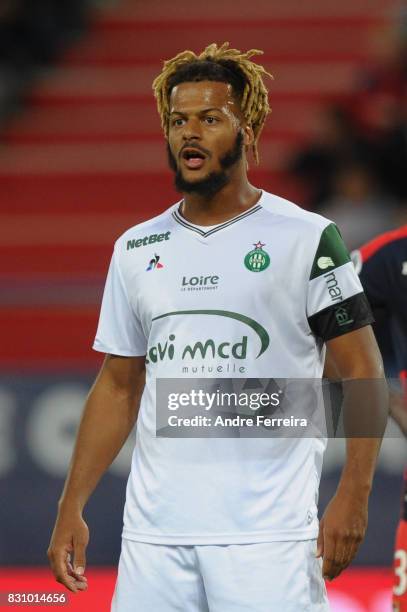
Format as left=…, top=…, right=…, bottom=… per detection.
left=152, top=42, right=273, bottom=164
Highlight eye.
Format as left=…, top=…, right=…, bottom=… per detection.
left=204, top=116, right=218, bottom=124
left=172, top=118, right=185, bottom=127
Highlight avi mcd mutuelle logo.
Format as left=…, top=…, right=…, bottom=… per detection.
left=145, top=309, right=270, bottom=374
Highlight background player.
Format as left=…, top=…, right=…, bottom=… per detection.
left=351, top=227, right=407, bottom=611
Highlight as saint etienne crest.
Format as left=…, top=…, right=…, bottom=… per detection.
left=244, top=241, right=270, bottom=272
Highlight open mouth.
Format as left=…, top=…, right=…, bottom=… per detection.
left=181, top=148, right=207, bottom=169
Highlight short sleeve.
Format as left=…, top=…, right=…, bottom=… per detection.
left=93, top=246, right=147, bottom=356
left=306, top=223, right=374, bottom=341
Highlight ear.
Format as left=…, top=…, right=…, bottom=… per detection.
left=242, top=123, right=255, bottom=147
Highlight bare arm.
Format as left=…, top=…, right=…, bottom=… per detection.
left=47, top=354, right=145, bottom=592
left=325, top=338, right=407, bottom=436
left=389, top=389, right=407, bottom=436
left=318, top=326, right=388, bottom=581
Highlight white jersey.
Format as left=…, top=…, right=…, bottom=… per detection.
left=93, top=190, right=372, bottom=545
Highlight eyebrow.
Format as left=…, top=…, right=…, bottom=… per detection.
left=169, top=107, right=223, bottom=116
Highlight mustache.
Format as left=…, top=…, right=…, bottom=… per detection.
left=179, top=142, right=211, bottom=159
left=166, top=130, right=243, bottom=176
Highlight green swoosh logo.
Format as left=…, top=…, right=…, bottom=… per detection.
left=152, top=310, right=269, bottom=358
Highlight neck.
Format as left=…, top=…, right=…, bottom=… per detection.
left=180, top=168, right=261, bottom=226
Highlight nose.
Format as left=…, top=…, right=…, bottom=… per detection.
left=182, top=117, right=202, bottom=141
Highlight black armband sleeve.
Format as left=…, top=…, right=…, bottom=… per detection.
left=307, top=292, right=374, bottom=341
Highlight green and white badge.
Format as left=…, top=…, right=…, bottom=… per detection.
left=244, top=241, right=270, bottom=272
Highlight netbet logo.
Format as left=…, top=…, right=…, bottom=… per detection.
left=127, top=231, right=171, bottom=250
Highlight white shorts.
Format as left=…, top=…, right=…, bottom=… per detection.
left=111, top=538, right=329, bottom=611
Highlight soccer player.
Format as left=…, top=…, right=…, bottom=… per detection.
left=48, top=43, right=387, bottom=611
left=351, top=228, right=407, bottom=611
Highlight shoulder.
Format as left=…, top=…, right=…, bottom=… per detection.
left=351, top=225, right=407, bottom=284
left=357, top=225, right=407, bottom=265
left=260, top=191, right=332, bottom=232
left=113, top=201, right=180, bottom=254
left=259, top=192, right=349, bottom=277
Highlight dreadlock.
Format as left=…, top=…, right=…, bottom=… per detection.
left=152, top=42, right=273, bottom=164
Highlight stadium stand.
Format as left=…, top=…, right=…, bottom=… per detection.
left=0, top=0, right=395, bottom=369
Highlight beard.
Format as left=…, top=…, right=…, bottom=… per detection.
left=167, top=131, right=244, bottom=198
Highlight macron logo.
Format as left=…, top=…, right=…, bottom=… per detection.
left=317, top=256, right=334, bottom=270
